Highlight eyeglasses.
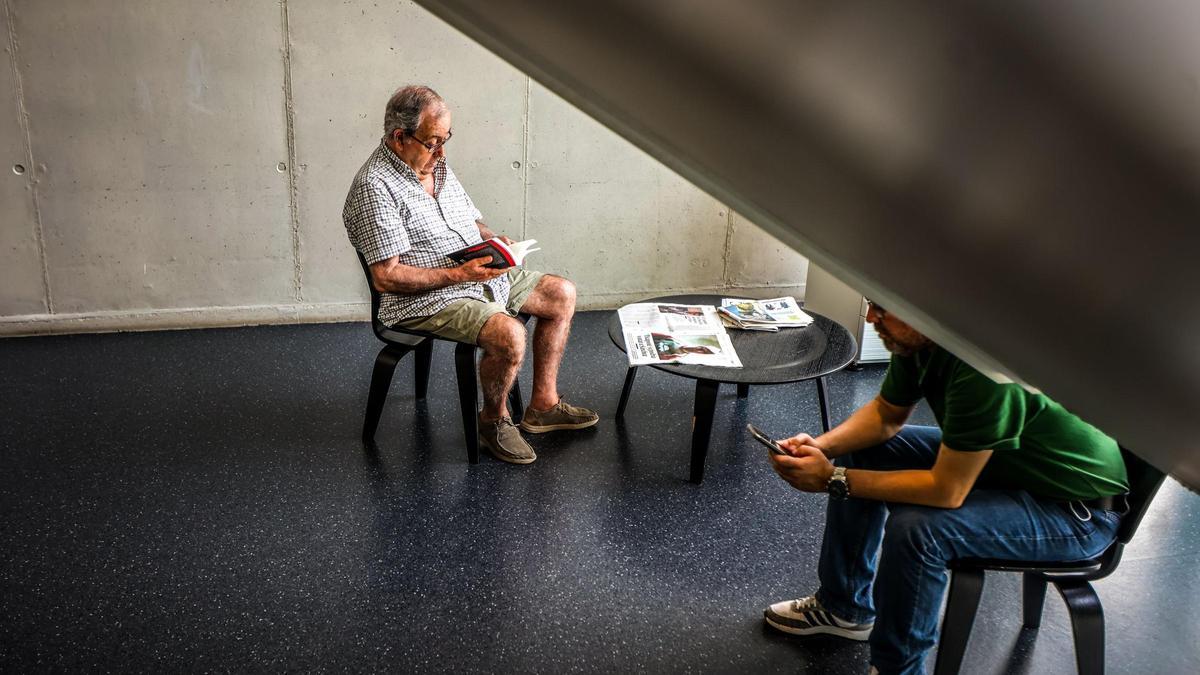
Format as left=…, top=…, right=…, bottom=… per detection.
left=866, top=299, right=887, bottom=318
left=405, top=129, right=452, bottom=152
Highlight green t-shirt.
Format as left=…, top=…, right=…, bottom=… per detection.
left=880, top=347, right=1128, bottom=500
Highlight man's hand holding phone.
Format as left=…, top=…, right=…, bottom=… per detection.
left=779, top=432, right=825, bottom=457
left=754, top=426, right=836, bottom=492
left=747, top=423, right=790, bottom=456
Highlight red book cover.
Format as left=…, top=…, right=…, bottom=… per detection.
left=447, top=238, right=540, bottom=269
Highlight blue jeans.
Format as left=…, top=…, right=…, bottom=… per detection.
left=814, top=426, right=1121, bottom=675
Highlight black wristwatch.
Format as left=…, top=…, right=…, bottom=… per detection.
left=827, top=466, right=850, bottom=500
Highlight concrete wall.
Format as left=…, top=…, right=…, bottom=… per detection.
left=0, top=0, right=808, bottom=336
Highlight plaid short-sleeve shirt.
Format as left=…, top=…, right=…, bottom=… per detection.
left=343, top=141, right=510, bottom=325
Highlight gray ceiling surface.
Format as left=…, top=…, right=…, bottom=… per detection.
left=413, top=0, right=1200, bottom=490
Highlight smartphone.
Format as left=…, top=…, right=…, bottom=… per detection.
left=747, top=423, right=788, bottom=456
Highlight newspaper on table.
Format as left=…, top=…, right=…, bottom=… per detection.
left=618, top=302, right=742, bottom=367
left=718, top=297, right=814, bottom=331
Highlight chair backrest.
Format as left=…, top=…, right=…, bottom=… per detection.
left=355, top=250, right=387, bottom=340
left=1048, top=446, right=1167, bottom=581
left=1114, top=446, right=1168, bottom=545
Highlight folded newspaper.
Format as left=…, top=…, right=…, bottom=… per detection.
left=617, top=303, right=743, bottom=368
left=718, top=297, right=814, bottom=331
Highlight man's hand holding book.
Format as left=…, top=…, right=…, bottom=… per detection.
left=448, top=237, right=541, bottom=270
left=452, top=256, right=509, bottom=283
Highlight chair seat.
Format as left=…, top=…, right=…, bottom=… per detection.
left=361, top=306, right=532, bottom=461
left=935, top=450, right=1166, bottom=675
left=374, top=320, right=432, bottom=348
left=356, top=248, right=535, bottom=462
left=949, top=556, right=1105, bottom=576
left=373, top=315, right=532, bottom=347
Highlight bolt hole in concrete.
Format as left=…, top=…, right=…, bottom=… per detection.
left=511, top=160, right=520, bottom=169
left=276, top=162, right=287, bottom=173
left=13, top=164, right=25, bottom=175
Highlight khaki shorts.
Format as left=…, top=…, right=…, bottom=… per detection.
left=394, top=267, right=545, bottom=345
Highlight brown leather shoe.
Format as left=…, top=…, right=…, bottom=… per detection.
left=478, top=415, right=536, bottom=464
left=519, top=399, right=599, bottom=433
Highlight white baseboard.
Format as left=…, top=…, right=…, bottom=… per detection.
left=0, top=302, right=372, bottom=337
left=0, top=284, right=805, bottom=337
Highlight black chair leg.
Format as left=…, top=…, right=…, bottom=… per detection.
left=1056, top=580, right=1105, bottom=675
left=816, top=376, right=832, bottom=432
left=616, top=367, right=638, bottom=420
left=454, top=343, right=480, bottom=463
left=363, top=344, right=411, bottom=443
left=414, top=340, right=433, bottom=399
left=508, top=377, right=525, bottom=423
left=1022, top=572, right=1049, bottom=629
left=934, top=568, right=985, bottom=675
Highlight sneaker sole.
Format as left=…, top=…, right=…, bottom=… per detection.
left=478, top=438, right=536, bottom=465
left=519, top=417, right=599, bottom=433
left=763, top=613, right=872, bottom=641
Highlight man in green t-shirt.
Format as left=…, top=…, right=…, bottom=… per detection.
left=762, top=301, right=1128, bottom=675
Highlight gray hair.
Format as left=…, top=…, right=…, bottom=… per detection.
left=383, top=85, right=446, bottom=140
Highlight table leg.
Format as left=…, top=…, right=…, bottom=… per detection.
left=737, top=383, right=750, bottom=399
left=817, top=376, right=832, bottom=432
left=616, top=367, right=638, bottom=420
left=690, top=378, right=720, bottom=484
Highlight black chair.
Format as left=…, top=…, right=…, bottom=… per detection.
left=356, top=251, right=527, bottom=463
left=934, top=447, right=1167, bottom=675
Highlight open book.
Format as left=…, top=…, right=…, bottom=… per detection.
left=447, top=238, right=541, bottom=269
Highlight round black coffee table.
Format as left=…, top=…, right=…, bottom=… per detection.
left=608, top=294, right=858, bottom=483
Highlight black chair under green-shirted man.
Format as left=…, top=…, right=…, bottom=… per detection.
left=608, top=293, right=857, bottom=483
left=933, top=447, right=1167, bottom=675
left=356, top=251, right=528, bottom=462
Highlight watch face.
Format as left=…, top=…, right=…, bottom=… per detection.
left=829, top=479, right=849, bottom=500
left=828, top=469, right=849, bottom=500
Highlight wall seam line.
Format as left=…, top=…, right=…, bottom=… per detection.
left=521, top=76, right=531, bottom=240
left=719, top=207, right=735, bottom=292
left=5, top=0, right=53, bottom=314
left=279, top=0, right=303, bottom=301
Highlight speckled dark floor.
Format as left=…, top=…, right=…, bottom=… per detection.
left=1, top=312, right=1198, bottom=673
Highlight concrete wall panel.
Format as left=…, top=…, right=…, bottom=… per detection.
left=289, top=0, right=527, bottom=304
left=0, top=5, right=46, bottom=315
left=525, top=84, right=729, bottom=304
left=0, top=1, right=812, bottom=335
left=725, top=212, right=809, bottom=294
left=14, top=0, right=294, bottom=313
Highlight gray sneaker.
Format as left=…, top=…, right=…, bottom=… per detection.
left=519, top=399, right=599, bottom=433
left=478, top=415, right=536, bottom=464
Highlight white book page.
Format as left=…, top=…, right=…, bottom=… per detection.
left=503, top=238, right=541, bottom=265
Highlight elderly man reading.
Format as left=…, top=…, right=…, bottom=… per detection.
left=344, top=85, right=597, bottom=465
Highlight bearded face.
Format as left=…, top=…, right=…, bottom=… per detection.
left=867, top=305, right=932, bottom=356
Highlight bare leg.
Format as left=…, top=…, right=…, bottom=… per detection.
left=475, top=313, right=527, bottom=421
left=518, top=275, right=577, bottom=410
